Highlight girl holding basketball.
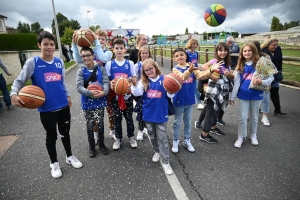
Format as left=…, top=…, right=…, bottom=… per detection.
left=171, top=48, right=218, bottom=153
left=185, top=38, right=204, bottom=110
left=131, top=58, right=175, bottom=175
left=134, top=46, right=152, bottom=141
left=76, top=47, right=110, bottom=158
left=229, top=42, right=274, bottom=148
left=198, top=42, right=233, bottom=144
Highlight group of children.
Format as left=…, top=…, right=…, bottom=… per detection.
left=10, top=29, right=277, bottom=178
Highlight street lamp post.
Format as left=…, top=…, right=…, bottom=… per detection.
left=87, top=11, right=90, bottom=28
left=51, top=0, right=63, bottom=59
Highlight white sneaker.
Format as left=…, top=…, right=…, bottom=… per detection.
left=136, top=130, right=144, bottom=141
left=152, top=152, right=161, bottom=162
left=197, top=104, right=204, bottom=110
left=250, top=134, right=259, bottom=146
left=50, top=162, right=62, bottom=178
left=129, top=137, right=138, bottom=148
left=183, top=139, right=195, bottom=152
left=109, top=130, right=116, bottom=139
left=66, top=155, right=82, bottom=168
left=113, top=138, right=121, bottom=150
left=261, top=117, right=270, bottom=127
left=172, top=140, right=179, bottom=153
left=234, top=136, right=244, bottom=148
left=143, top=128, right=148, bottom=135
left=162, top=163, right=173, bottom=175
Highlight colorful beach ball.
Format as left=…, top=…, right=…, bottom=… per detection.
left=204, top=4, right=227, bottom=27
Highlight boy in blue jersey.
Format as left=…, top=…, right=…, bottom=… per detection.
left=10, top=31, right=82, bottom=179
left=105, top=39, right=137, bottom=150
left=76, top=47, right=109, bottom=158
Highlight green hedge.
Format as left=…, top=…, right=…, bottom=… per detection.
left=0, top=34, right=39, bottom=51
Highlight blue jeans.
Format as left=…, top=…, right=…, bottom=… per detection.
left=0, top=73, right=11, bottom=109
left=260, top=91, right=270, bottom=113
left=238, top=99, right=262, bottom=137
left=194, top=79, right=201, bottom=104
left=172, top=105, right=193, bottom=141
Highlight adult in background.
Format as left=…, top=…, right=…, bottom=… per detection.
left=226, top=36, right=240, bottom=70
left=128, top=34, right=148, bottom=64
left=261, top=37, right=287, bottom=116
left=0, top=57, right=13, bottom=112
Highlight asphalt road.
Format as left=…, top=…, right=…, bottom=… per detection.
left=0, top=57, right=300, bottom=200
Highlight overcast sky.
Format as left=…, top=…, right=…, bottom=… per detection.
left=1, top=0, right=299, bottom=37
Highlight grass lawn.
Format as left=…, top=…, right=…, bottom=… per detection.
left=150, top=43, right=300, bottom=82
left=0, top=61, right=76, bottom=96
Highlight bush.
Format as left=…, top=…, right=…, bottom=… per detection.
left=0, top=34, right=39, bottom=51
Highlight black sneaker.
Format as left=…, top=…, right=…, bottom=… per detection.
left=217, top=119, right=227, bottom=126
left=199, top=134, right=218, bottom=143
left=194, top=121, right=202, bottom=130
left=210, top=127, right=225, bottom=136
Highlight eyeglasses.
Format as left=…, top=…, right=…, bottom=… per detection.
left=144, top=67, right=154, bottom=72
left=81, top=54, right=92, bottom=58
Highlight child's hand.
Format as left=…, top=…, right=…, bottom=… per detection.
left=252, top=77, right=262, bottom=85
left=188, top=62, right=198, bottom=73
left=91, top=90, right=104, bottom=98
left=68, top=96, right=72, bottom=108
left=229, top=100, right=235, bottom=106
left=110, top=80, right=116, bottom=90
left=211, top=60, right=223, bottom=71
left=11, top=95, right=25, bottom=108
left=72, top=30, right=78, bottom=43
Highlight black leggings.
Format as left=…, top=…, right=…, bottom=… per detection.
left=40, top=106, right=72, bottom=163
left=270, top=87, right=281, bottom=111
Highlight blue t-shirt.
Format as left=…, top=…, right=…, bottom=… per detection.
left=31, top=56, right=68, bottom=112
left=110, top=59, right=131, bottom=80
left=186, top=50, right=198, bottom=67
left=142, top=76, right=169, bottom=123
left=238, top=64, right=263, bottom=100
left=173, top=66, right=196, bottom=106
left=81, top=67, right=107, bottom=110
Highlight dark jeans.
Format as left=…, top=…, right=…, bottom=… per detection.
left=40, top=106, right=72, bottom=163
left=0, top=73, right=11, bottom=108
left=111, top=96, right=135, bottom=140
left=83, top=108, right=105, bottom=147
left=270, top=87, right=281, bottom=111
left=203, top=98, right=218, bottom=133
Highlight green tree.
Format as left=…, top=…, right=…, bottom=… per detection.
left=89, top=25, right=101, bottom=32
left=17, top=21, right=30, bottom=33
left=270, top=16, right=280, bottom=31
left=185, top=27, right=189, bottom=34
left=51, top=12, right=81, bottom=36
left=61, top=27, right=74, bottom=45
left=31, top=22, right=44, bottom=35
left=203, top=31, right=208, bottom=40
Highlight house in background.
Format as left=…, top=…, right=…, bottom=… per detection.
left=0, top=14, right=8, bottom=34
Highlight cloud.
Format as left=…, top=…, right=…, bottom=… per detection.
left=0, top=0, right=299, bottom=38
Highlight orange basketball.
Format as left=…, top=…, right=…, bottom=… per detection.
left=114, top=77, right=130, bottom=95
left=163, top=73, right=183, bottom=93
left=18, top=85, right=46, bottom=109
left=87, top=82, right=103, bottom=91
left=74, top=29, right=94, bottom=47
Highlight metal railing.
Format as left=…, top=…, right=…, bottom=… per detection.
left=148, top=45, right=300, bottom=70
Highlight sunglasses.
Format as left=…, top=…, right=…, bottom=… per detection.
left=81, top=54, right=93, bottom=58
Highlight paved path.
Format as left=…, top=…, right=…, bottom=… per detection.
left=0, top=58, right=300, bottom=200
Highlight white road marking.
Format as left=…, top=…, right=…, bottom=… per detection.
left=160, top=162, right=189, bottom=200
